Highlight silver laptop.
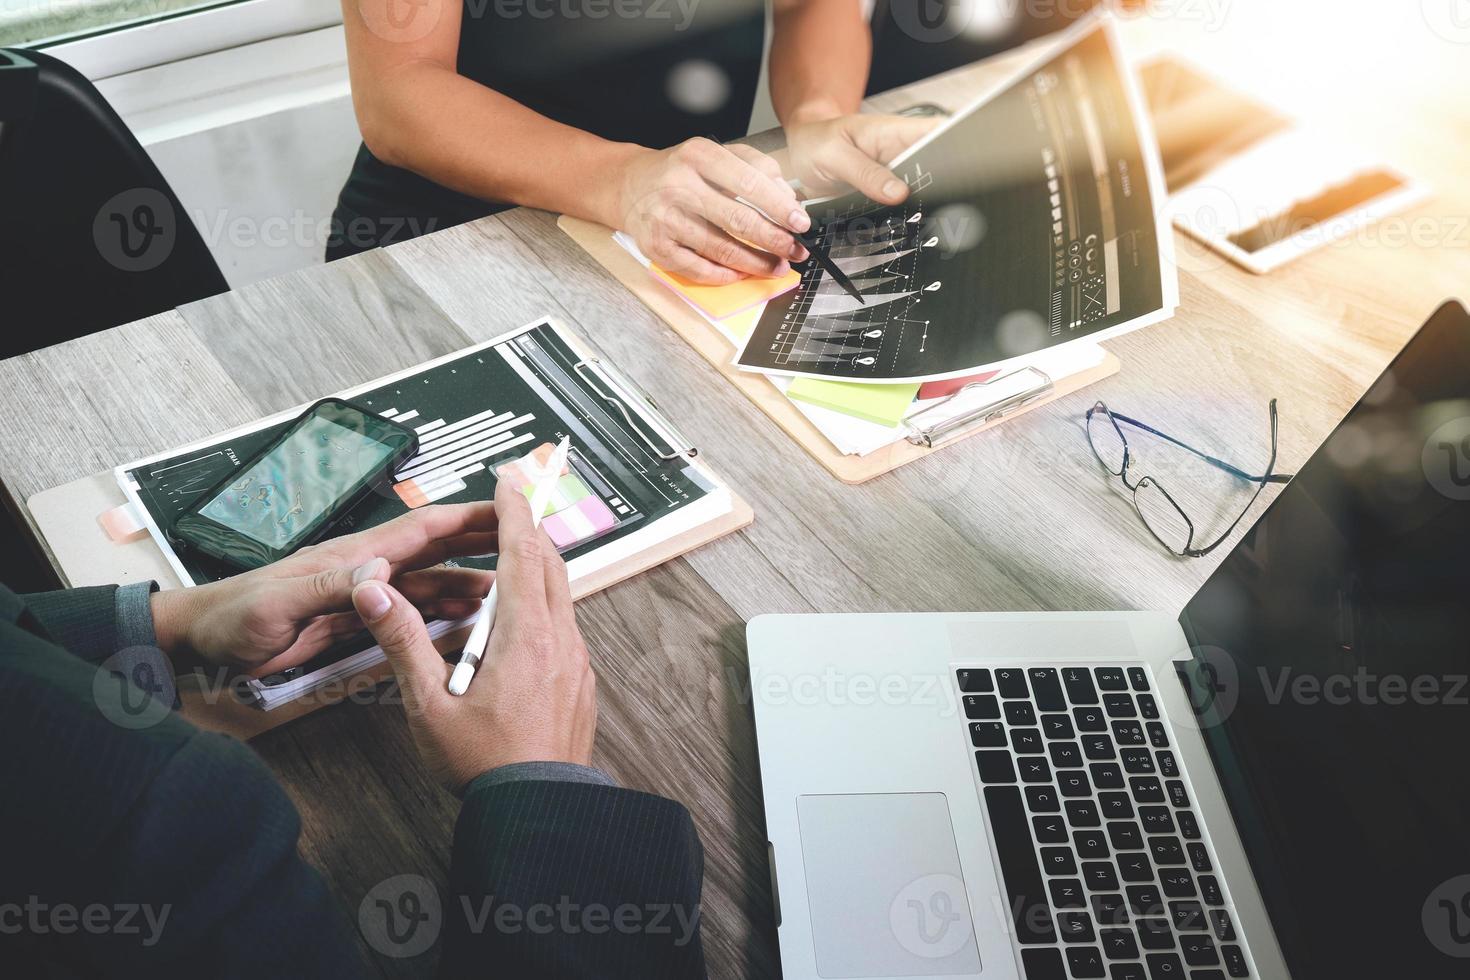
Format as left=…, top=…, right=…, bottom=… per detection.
left=749, top=300, right=1470, bottom=980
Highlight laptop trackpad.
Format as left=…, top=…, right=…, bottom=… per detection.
left=797, top=793, right=981, bottom=978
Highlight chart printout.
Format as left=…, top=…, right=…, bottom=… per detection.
left=736, top=18, right=1175, bottom=383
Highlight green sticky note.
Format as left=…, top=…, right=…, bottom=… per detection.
left=521, top=474, right=592, bottom=517
left=786, top=378, right=920, bottom=428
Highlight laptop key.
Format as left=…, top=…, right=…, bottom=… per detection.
left=1066, top=947, right=1106, bottom=978
left=1058, top=911, right=1096, bottom=943
left=1092, top=763, right=1125, bottom=789
left=1149, top=836, right=1186, bottom=866
left=1176, top=810, right=1200, bottom=839
left=1180, top=934, right=1219, bottom=967
left=975, top=750, right=1016, bottom=783
left=1059, top=772, right=1093, bottom=797
left=1118, top=851, right=1154, bottom=883
left=1110, top=964, right=1147, bottom=980
left=1074, top=830, right=1110, bottom=858
left=1122, top=748, right=1156, bottom=774
left=1209, top=909, right=1236, bottom=941
left=1066, top=800, right=1102, bottom=827
left=1130, top=777, right=1164, bottom=803
left=1021, top=948, right=1066, bottom=980
left=996, top=668, right=1028, bottom=698
left=1100, top=927, right=1140, bottom=959
left=1128, top=666, right=1150, bottom=691
left=1187, top=843, right=1213, bottom=873
left=1222, top=944, right=1249, bottom=977
left=1193, top=972, right=1226, bottom=980
left=1091, top=893, right=1128, bottom=927
left=1139, top=806, right=1175, bottom=833
left=1027, top=785, right=1060, bottom=812
left=1127, top=884, right=1164, bottom=917
left=1043, top=713, right=1077, bottom=739
left=1095, top=667, right=1127, bottom=690
left=1157, top=751, right=1180, bottom=779
left=1041, top=846, right=1078, bottom=876
left=1006, top=701, right=1038, bottom=726
left=1167, top=781, right=1191, bottom=808
left=1063, top=667, right=1100, bottom=705
left=957, top=668, right=993, bottom=693
left=1147, top=723, right=1171, bottom=748
left=1035, top=816, right=1068, bottom=843
left=1112, top=720, right=1145, bottom=745
left=1137, top=694, right=1160, bottom=719
left=1136, top=917, right=1175, bottom=951
left=1198, top=875, right=1225, bottom=907
left=1050, top=877, right=1087, bottom=908
left=1145, top=953, right=1185, bottom=979
left=1030, top=667, right=1066, bottom=711
left=1012, top=728, right=1045, bottom=754
left=1168, top=900, right=1206, bottom=931
left=964, top=694, right=1000, bottom=719
left=1099, top=792, right=1134, bottom=821
left=1076, top=706, right=1108, bottom=731
left=1020, top=757, right=1053, bottom=783
left=1107, top=820, right=1144, bottom=851
left=1050, top=741, right=1085, bottom=768
left=1160, top=868, right=1196, bottom=898
left=1084, top=734, right=1116, bottom=760
left=1083, top=861, right=1120, bottom=891
left=970, top=722, right=1007, bottom=747
left=981, top=786, right=1055, bottom=943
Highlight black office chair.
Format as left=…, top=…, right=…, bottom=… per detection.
left=0, top=48, right=229, bottom=359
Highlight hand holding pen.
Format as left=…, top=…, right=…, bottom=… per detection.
left=349, top=442, right=597, bottom=794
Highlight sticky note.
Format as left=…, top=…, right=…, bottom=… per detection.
left=787, top=378, right=921, bottom=428
left=522, top=473, right=592, bottom=518
left=542, top=495, right=617, bottom=548
left=650, top=263, right=800, bottom=320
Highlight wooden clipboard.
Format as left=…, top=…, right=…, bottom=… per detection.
left=560, top=214, right=1121, bottom=485
left=26, top=340, right=754, bottom=741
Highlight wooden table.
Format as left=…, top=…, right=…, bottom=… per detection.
left=3, top=9, right=1467, bottom=977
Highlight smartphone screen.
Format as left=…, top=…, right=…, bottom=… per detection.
left=173, top=399, right=417, bottom=569
left=1227, top=170, right=1409, bottom=255
left=198, top=415, right=400, bottom=548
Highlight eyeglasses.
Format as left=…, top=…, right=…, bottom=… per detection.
left=1085, top=399, right=1294, bottom=558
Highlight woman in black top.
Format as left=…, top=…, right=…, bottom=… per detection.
left=331, top=0, right=932, bottom=282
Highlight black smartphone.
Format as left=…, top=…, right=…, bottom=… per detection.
left=170, top=398, right=419, bottom=570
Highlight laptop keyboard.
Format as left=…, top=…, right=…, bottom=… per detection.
left=956, top=665, right=1253, bottom=980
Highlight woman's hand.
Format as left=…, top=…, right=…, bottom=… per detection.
left=784, top=114, right=939, bottom=202
left=349, top=470, right=596, bottom=794
left=617, top=137, right=811, bottom=285
left=150, top=503, right=499, bottom=677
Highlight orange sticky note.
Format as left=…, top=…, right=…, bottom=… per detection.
left=650, top=264, right=800, bottom=320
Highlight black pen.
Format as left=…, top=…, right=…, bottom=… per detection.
left=738, top=198, right=866, bottom=306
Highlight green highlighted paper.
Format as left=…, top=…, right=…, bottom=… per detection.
left=787, top=378, right=920, bottom=428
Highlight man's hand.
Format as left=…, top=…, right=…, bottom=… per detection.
left=150, top=504, right=500, bottom=677
left=784, top=114, right=939, bottom=203
left=617, top=137, right=811, bottom=285
left=350, top=474, right=597, bottom=795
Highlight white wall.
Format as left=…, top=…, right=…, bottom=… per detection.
left=94, top=26, right=360, bottom=288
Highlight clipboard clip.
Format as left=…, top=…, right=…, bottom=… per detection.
left=903, top=366, right=1054, bottom=448
left=574, top=358, right=699, bottom=461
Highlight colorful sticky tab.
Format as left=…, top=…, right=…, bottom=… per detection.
left=787, top=378, right=921, bottom=428
left=650, top=263, right=800, bottom=320
left=542, top=495, right=618, bottom=548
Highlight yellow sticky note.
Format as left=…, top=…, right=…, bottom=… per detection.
left=721, top=306, right=762, bottom=342
left=650, top=263, right=800, bottom=320
left=787, top=378, right=920, bottom=428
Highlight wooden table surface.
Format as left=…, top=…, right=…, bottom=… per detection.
left=3, top=8, right=1468, bottom=977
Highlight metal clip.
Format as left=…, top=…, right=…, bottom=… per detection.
left=574, top=359, right=698, bottom=461
left=903, top=366, right=1055, bottom=448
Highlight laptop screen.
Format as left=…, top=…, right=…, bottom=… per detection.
left=1178, top=300, right=1470, bottom=977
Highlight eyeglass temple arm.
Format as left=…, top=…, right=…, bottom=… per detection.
left=1106, top=410, right=1292, bottom=484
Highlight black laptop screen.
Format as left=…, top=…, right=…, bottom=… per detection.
left=1178, top=301, right=1470, bottom=978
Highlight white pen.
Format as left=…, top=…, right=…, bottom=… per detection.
left=447, top=435, right=570, bottom=696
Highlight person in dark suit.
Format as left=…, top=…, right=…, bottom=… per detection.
left=0, top=475, right=705, bottom=977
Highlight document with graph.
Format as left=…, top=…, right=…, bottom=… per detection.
left=115, top=317, right=740, bottom=708
left=736, top=14, right=1176, bottom=383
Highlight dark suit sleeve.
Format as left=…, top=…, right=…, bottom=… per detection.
left=0, top=598, right=368, bottom=978
left=20, top=583, right=130, bottom=665
left=442, top=776, right=708, bottom=980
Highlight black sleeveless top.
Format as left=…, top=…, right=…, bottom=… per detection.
left=330, top=0, right=766, bottom=258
